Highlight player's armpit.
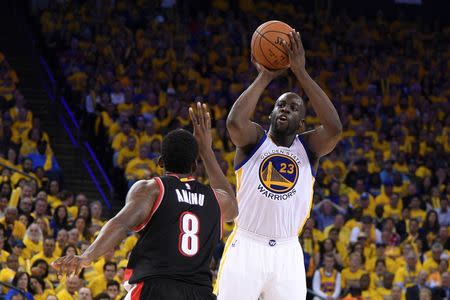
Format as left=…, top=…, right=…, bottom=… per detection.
left=301, top=125, right=341, bottom=158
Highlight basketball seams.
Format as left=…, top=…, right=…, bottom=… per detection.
left=257, top=31, right=277, bottom=69
left=255, top=30, right=289, bottom=57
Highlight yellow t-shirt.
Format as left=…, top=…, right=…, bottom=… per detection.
left=0, top=268, right=15, bottom=283
left=56, top=289, right=77, bottom=300
left=341, top=268, right=366, bottom=289
left=117, top=147, right=139, bottom=169
left=375, top=193, right=391, bottom=206
left=0, top=249, right=9, bottom=265
left=394, top=266, right=422, bottom=288
left=122, top=235, right=138, bottom=255
left=23, top=237, right=43, bottom=259
left=365, top=256, right=396, bottom=274
left=125, top=157, right=156, bottom=180
left=423, top=258, right=439, bottom=273
left=376, top=287, right=392, bottom=300
left=112, top=133, right=137, bottom=152
left=0, top=219, right=26, bottom=240
left=31, top=252, right=59, bottom=266
left=319, top=268, right=338, bottom=296
left=362, top=289, right=382, bottom=300
left=410, top=209, right=426, bottom=223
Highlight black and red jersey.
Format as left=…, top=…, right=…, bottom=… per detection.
left=127, top=175, right=222, bottom=287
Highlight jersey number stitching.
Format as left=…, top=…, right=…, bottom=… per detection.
left=178, top=212, right=200, bottom=257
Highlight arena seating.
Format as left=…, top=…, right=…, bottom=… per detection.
left=0, top=0, right=448, bottom=299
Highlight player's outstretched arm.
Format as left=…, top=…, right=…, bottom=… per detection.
left=282, top=30, right=342, bottom=158
left=226, top=60, right=285, bottom=149
left=52, top=180, right=159, bottom=276
left=190, top=102, right=238, bottom=221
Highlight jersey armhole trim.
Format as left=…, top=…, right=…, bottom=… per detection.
left=212, top=189, right=224, bottom=239
left=132, top=177, right=165, bottom=232
left=297, top=135, right=316, bottom=177
left=234, top=134, right=267, bottom=171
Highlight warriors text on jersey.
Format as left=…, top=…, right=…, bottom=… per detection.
left=126, top=175, right=222, bottom=287
left=234, top=133, right=315, bottom=238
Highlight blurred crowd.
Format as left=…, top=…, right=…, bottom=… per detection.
left=0, top=0, right=448, bottom=299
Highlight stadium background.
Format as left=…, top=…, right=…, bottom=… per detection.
left=0, top=0, right=449, bottom=299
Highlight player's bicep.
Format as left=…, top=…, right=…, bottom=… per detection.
left=303, top=125, right=341, bottom=157
left=112, top=179, right=160, bottom=231
left=226, top=119, right=265, bottom=148
left=213, top=188, right=238, bottom=222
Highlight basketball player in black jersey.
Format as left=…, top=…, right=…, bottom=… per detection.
left=53, top=103, right=238, bottom=300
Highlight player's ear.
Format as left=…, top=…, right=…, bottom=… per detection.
left=298, top=119, right=305, bottom=132
left=157, top=156, right=164, bottom=169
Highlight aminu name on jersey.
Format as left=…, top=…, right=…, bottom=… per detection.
left=176, top=188, right=205, bottom=206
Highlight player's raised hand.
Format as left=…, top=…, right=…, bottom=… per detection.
left=251, top=55, right=286, bottom=80
left=52, top=255, right=92, bottom=277
left=189, top=102, right=212, bottom=155
left=282, top=30, right=306, bottom=75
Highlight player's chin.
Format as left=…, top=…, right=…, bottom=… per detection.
left=273, top=123, right=290, bottom=133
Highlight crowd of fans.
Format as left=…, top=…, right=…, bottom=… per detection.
left=0, top=0, right=448, bottom=299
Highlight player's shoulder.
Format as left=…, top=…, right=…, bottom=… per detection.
left=127, top=179, right=161, bottom=203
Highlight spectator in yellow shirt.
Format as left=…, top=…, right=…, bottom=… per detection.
left=90, top=201, right=105, bottom=228
left=423, top=242, right=444, bottom=274
left=366, top=243, right=396, bottom=274
left=375, top=182, right=394, bottom=206
left=106, top=280, right=122, bottom=300
left=56, top=275, right=80, bottom=300
left=0, top=254, right=18, bottom=285
left=125, top=145, right=156, bottom=185
left=0, top=207, right=26, bottom=240
left=23, top=223, right=44, bottom=259
left=360, top=273, right=379, bottom=300
left=77, top=287, right=92, bottom=300
left=341, top=252, right=366, bottom=291
left=111, top=120, right=137, bottom=152
left=31, top=237, right=59, bottom=266
left=116, top=135, right=139, bottom=169
left=394, top=251, right=422, bottom=288
left=409, top=196, right=426, bottom=223
left=88, top=261, right=118, bottom=297
left=383, top=193, right=403, bottom=220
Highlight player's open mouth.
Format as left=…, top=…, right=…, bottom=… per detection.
left=278, top=115, right=288, bottom=122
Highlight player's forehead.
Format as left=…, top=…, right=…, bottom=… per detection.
left=275, top=92, right=304, bottom=107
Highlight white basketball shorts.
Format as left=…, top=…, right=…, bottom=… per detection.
left=214, top=228, right=307, bottom=300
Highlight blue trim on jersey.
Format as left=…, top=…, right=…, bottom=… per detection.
left=297, top=135, right=316, bottom=177
left=234, top=134, right=267, bottom=171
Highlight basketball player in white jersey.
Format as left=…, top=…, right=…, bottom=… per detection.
left=215, top=30, right=342, bottom=299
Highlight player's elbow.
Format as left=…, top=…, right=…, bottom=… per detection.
left=224, top=197, right=239, bottom=222
left=226, top=115, right=241, bottom=132
left=330, top=120, right=343, bottom=138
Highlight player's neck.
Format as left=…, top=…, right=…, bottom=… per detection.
left=268, top=130, right=296, bottom=147
left=165, top=172, right=193, bottom=179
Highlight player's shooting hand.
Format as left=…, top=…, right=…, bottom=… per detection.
left=189, top=102, right=212, bottom=155
left=282, top=30, right=306, bottom=75
left=251, top=55, right=286, bottom=80
left=52, top=255, right=92, bottom=277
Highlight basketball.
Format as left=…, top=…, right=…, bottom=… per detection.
left=251, top=20, right=293, bottom=70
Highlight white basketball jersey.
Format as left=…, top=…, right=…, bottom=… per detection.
left=234, top=134, right=315, bottom=238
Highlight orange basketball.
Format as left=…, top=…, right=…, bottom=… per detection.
left=251, top=20, right=293, bottom=70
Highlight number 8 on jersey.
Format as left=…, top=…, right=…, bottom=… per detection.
left=179, top=212, right=200, bottom=256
